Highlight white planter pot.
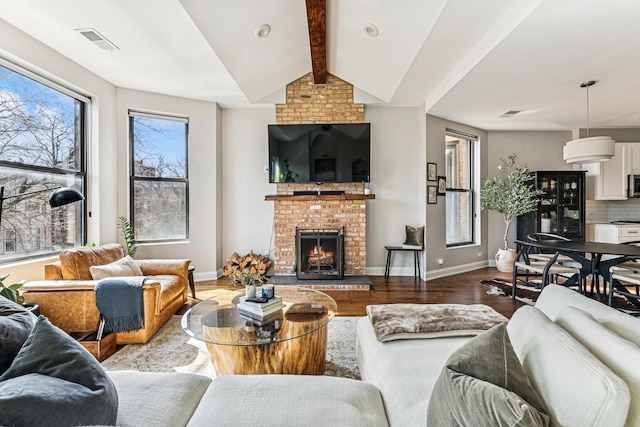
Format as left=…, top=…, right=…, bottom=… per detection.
left=495, top=248, right=516, bottom=273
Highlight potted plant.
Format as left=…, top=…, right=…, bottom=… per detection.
left=118, top=216, right=137, bottom=257
left=232, top=268, right=267, bottom=298
left=0, top=273, right=24, bottom=304
left=0, top=273, right=38, bottom=314
left=480, top=154, right=543, bottom=272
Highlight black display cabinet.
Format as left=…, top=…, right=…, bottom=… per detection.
left=517, top=171, right=586, bottom=242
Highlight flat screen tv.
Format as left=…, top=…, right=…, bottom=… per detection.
left=268, top=123, right=370, bottom=183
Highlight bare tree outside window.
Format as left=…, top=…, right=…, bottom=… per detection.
left=0, top=63, right=85, bottom=264
left=129, top=113, right=188, bottom=242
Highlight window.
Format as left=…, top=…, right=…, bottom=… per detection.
left=129, top=112, right=188, bottom=242
left=0, top=61, right=86, bottom=263
left=445, top=130, right=476, bottom=247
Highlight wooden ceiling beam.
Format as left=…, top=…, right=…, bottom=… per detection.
left=305, top=0, right=327, bottom=84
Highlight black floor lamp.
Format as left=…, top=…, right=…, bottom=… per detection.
left=0, top=186, right=85, bottom=227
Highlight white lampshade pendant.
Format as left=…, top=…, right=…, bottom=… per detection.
left=563, top=81, right=615, bottom=164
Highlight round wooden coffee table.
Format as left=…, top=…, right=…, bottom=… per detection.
left=181, top=286, right=337, bottom=375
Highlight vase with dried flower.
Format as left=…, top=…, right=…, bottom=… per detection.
left=232, top=269, right=266, bottom=298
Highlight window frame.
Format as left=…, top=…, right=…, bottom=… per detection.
left=445, top=129, right=477, bottom=248
left=128, top=110, right=189, bottom=243
left=0, top=58, right=87, bottom=264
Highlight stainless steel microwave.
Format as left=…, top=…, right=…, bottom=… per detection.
left=629, top=175, right=640, bottom=197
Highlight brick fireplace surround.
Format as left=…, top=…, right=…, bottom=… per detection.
left=268, top=72, right=372, bottom=281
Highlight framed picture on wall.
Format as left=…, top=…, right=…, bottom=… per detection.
left=427, top=185, right=437, bottom=204
left=427, top=163, right=437, bottom=181
left=437, top=176, right=446, bottom=195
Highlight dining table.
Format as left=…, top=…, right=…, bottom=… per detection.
left=514, top=239, right=640, bottom=309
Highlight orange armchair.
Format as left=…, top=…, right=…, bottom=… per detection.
left=22, top=243, right=190, bottom=344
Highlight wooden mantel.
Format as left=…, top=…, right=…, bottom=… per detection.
left=265, top=194, right=375, bottom=202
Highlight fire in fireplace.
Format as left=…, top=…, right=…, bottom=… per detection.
left=296, top=227, right=344, bottom=280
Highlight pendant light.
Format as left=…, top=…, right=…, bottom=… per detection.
left=563, top=80, right=615, bottom=164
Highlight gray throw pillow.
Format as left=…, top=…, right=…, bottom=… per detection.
left=427, top=323, right=549, bottom=426
left=0, top=296, right=37, bottom=375
left=0, top=316, right=118, bottom=427
left=404, top=225, right=424, bottom=247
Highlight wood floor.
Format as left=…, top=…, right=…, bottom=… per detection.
left=185, top=267, right=523, bottom=318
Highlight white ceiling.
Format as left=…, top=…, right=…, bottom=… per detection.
left=1, top=0, right=639, bottom=131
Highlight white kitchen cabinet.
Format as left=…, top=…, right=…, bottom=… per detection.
left=583, top=143, right=627, bottom=200
left=592, top=223, right=640, bottom=243
left=627, top=143, right=640, bottom=174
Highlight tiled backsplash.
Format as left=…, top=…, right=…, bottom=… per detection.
left=586, top=199, right=640, bottom=223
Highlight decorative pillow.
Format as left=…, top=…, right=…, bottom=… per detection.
left=427, top=323, right=549, bottom=426
left=59, top=243, right=125, bottom=280
left=0, top=316, right=118, bottom=427
left=90, top=255, right=144, bottom=280
left=0, top=297, right=37, bottom=375
left=404, top=225, right=424, bottom=247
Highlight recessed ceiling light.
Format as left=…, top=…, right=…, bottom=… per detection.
left=363, top=23, right=379, bottom=37
left=255, top=24, right=271, bottom=39
left=75, top=28, right=119, bottom=51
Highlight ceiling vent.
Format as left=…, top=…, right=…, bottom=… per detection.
left=75, top=28, right=119, bottom=51
left=498, top=110, right=522, bottom=118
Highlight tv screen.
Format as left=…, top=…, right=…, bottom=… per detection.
left=268, top=123, right=370, bottom=183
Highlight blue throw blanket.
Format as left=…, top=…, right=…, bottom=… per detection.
left=95, top=276, right=147, bottom=334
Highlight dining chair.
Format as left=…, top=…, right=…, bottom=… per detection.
left=606, top=241, right=640, bottom=307
left=512, top=243, right=583, bottom=300
left=526, top=233, right=581, bottom=264
left=608, top=269, right=640, bottom=309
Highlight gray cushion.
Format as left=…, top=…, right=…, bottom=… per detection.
left=0, top=316, right=118, bottom=427
left=404, top=225, right=424, bottom=247
left=0, top=296, right=37, bottom=374
left=427, top=323, right=549, bottom=426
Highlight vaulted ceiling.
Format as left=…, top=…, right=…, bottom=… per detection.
left=1, top=0, right=639, bottom=131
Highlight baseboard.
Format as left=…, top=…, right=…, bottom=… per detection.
left=425, top=260, right=489, bottom=281
left=196, top=262, right=489, bottom=283
left=191, top=270, right=221, bottom=282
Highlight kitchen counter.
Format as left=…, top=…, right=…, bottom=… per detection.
left=588, top=223, right=640, bottom=243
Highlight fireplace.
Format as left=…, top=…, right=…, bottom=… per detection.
left=296, top=227, right=344, bottom=280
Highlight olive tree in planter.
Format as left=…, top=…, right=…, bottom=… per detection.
left=480, top=154, right=543, bottom=272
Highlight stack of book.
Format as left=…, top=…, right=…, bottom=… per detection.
left=237, top=295, right=284, bottom=322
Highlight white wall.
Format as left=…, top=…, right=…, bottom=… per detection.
left=0, top=18, right=118, bottom=281
left=221, top=108, right=277, bottom=262
left=485, top=130, right=572, bottom=260
left=116, top=89, right=221, bottom=280
left=0, top=19, right=223, bottom=282
left=425, top=115, right=489, bottom=279
left=365, top=106, right=423, bottom=275
left=219, top=106, right=423, bottom=276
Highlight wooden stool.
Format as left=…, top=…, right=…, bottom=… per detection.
left=188, top=265, right=196, bottom=299
left=384, top=246, right=423, bottom=280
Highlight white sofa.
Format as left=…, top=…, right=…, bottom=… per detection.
left=81, top=284, right=640, bottom=426
left=356, top=284, right=640, bottom=427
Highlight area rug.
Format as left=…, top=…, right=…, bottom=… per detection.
left=481, top=278, right=541, bottom=305
left=481, top=277, right=640, bottom=316
left=101, top=316, right=361, bottom=379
